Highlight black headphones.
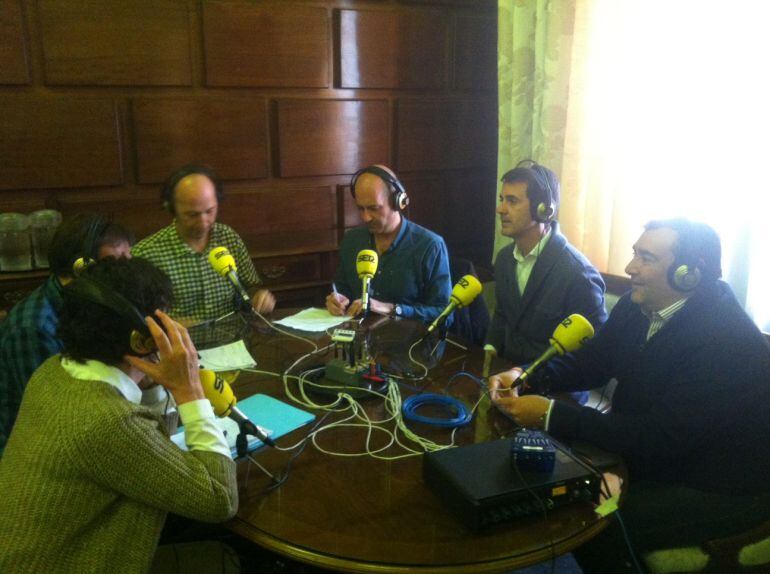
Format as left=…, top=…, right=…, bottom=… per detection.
left=667, top=231, right=703, bottom=291
left=71, top=214, right=108, bottom=276
left=514, top=159, right=556, bottom=223
left=350, top=166, right=409, bottom=212
left=65, top=277, right=156, bottom=356
left=161, top=164, right=224, bottom=215
left=668, top=262, right=701, bottom=292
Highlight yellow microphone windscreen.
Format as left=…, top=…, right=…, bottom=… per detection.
left=356, top=249, right=378, bottom=278
left=450, top=275, right=482, bottom=307
left=550, top=314, right=594, bottom=355
left=208, top=246, right=236, bottom=277
left=200, top=369, right=236, bottom=418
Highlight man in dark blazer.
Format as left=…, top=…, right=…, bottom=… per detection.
left=485, top=160, right=607, bottom=381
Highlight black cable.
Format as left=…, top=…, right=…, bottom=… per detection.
left=571, top=449, right=645, bottom=574
left=508, top=428, right=557, bottom=573
left=248, top=410, right=335, bottom=496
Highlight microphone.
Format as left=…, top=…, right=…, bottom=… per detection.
left=356, top=249, right=378, bottom=315
left=513, top=314, right=594, bottom=388
left=208, top=246, right=251, bottom=310
left=482, top=344, right=496, bottom=380
left=425, top=275, right=483, bottom=335
left=199, top=369, right=275, bottom=447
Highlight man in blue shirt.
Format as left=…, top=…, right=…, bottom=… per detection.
left=0, top=214, right=132, bottom=455
left=325, top=165, right=451, bottom=324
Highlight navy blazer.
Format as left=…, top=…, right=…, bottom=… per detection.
left=486, top=223, right=607, bottom=364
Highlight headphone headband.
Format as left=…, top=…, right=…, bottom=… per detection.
left=350, top=166, right=410, bottom=212
left=65, top=277, right=155, bottom=355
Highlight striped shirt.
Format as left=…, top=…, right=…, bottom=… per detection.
left=645, top=298, right=688, bottom=340
left=133, top=222, right=260, bottom=323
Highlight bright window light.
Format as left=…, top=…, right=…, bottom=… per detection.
left=580, top=0, right=770, bottom=330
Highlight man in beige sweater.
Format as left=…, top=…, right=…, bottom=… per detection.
left=0, top=257, right=238, bottom=573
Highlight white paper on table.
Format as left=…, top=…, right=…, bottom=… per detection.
left=273, top=307, right=349, bottom=332
left=198, top=340, right=256, bottom=370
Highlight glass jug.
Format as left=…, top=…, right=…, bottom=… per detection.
left=0, top=213, right=33, bottom=272
left=29, top=209, right=62, bottom=269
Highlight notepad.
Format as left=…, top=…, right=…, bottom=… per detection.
left=172, top=394, right=315, bottom=458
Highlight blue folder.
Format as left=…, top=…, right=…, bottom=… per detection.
left=172, top=394, right=315, bottom=458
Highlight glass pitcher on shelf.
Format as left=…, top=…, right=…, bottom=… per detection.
left=29, top=209, right=63, bottom=269
left=0, top=213, right=33, bottom=272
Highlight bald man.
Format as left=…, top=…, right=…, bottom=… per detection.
left=133, top=164, right=275, bottom=323
left=325, top=165, right=451, bottom=323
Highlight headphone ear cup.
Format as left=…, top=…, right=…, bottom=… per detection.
left=535, top=202, right=554, bottom=223
left=670, top=264, right=701, bottom=291
left=129, top=329, right=156, bottom=355
left=395, top=190, right=409, bottom=211
left=72, top=257, right=95, bottom=276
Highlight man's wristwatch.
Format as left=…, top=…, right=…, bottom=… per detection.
left=391, top=304, right=403, bottom=318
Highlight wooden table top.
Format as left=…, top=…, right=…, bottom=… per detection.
left=208, top=313, right=616, bottom=573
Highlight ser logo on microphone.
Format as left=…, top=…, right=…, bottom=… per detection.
left=213, top=375, right=225, bottom=393
left=457, top=277, right=471, bottom=289
left=357, top=253, right=376, bottom=263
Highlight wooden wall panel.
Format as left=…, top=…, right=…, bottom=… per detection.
left=397, top=98, right=496, bottom=172
left=339, top=184, right=359, bottom=229
left=39, top=0, right=191, bottom=86
left=203, top=3, right=329, bottom=88
left=401, top=171, right=496, bottom=261
left=339, top=9, right=447, bottom=89
left=0, top=0, right=28, bottom=84
left=50, top=194, right=166, bottom=240
left=0, top=97, right=122, bottom=190
left=277, top=99, right=389, bottom=177
left=219, top=188, right=338, bottom=255
left=133, top=98, right=268, bottom=183
left=0, top=0, right=498, bottom=306
left=454, top=15, right=496, bottom=90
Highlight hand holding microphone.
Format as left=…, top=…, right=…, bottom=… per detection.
left=490, top=314, right=595, bottom=398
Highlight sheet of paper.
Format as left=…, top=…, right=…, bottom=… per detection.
left=198, top=340, right=256, bottom=370
left=273, top=307, right=349, bottom=332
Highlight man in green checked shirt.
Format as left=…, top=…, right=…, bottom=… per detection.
left=134, top=165, right=275, bottom=324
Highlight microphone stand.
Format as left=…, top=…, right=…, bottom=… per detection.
left=235, top=421, right=278, bottom=482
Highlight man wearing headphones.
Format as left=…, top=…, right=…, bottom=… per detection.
left=489, top=219, right=770, bottom=572
left=325, top=164, right=451, bottom=323
left=0, top=213, right=132, bottom=456
left=133, top=164, right=275, bottom=323
left=0, top=257, right=237, bottom=572
left=486, top=160, right=607, bottom=376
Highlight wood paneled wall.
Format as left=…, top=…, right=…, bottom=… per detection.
left=0, top=0, right=497, bottom=302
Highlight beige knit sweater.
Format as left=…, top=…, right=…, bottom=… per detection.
left=0, top=357, right=238, bottom=573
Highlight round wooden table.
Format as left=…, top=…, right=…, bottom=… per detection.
left=217, top=313, right=619, bottom=573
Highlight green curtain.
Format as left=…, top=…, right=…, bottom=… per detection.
left=496, top=0, right=578, bottom=256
